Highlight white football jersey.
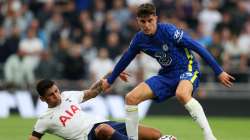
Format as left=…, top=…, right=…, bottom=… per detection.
left=33, top=91, right=108, bottom=140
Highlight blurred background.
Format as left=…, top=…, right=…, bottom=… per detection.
left=0, top=0, right=249, bottom=139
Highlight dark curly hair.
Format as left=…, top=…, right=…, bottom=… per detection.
left=36, top=79, right=55, bottom=97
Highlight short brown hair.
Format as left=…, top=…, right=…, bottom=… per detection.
left=136, top=3, right=156, bottom=18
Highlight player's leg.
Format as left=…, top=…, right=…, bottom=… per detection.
left=125, top=82, right=155, bottom=140
left=176, top=79, right=216, bottom=140
left=94, top=123, right=128, bottom=140
left=94, top=122, right=162, bottom=140
left=138, top=124, right=162, bottom=140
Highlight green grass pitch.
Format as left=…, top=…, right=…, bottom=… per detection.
left=0, top=116, right=249, bottom=140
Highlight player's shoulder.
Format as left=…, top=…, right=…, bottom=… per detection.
left=61, top=91, right=83, bottom=96
left=60, top=91, right=76, bottom=100
left=159, top=22, right=184, bottom=42
left=158, top=22, right=179, bottom=32
left=37, top=109, right=54, bottom=121
left=61, top=91, right=70, bottom=97
left=134, top=31, right=144, bottom=41
left=128, top=32, right=144, bottom=47
left=132, top=31, right=150, bottom=44
left=61, top=90, right=84, bottom=103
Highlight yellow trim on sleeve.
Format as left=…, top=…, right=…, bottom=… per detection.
left=184, top=48, right=193, bottom=72
left=191, top=70, right=199, bottom=83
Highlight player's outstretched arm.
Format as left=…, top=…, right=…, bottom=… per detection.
left=83, top=71, right=129, bottom=101
left=218, top=71, right=235, bottom=88
left=82, top=72, right=113, bottom=101
left=102, top=71, right=130, bottom=92
left=102, top=79, right=111, bottom=92
left=82, top=79, right=103, bottom=101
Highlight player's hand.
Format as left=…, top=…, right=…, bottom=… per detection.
left=218, top=72, right=235, bottom=88
left=101, top=71, right=130, bottom=92
left=119, top=71, right=130, bottom=82
left=101, top=79, right=111, bottom=92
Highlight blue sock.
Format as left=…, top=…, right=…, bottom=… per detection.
left=110, top=131, right=128, bottom=140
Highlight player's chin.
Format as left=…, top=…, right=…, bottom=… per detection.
left=143, top=31, right=152, bottom=35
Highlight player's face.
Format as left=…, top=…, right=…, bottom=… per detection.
left=41, top=85, right=61, bottom=108
left=137, top=15, right=158, bottom=35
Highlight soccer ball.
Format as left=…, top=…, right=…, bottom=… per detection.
left=158, top=135, right=177, bottom=140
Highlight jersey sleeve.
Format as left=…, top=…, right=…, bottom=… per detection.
left=33, top=119, right=48, bottom=135
left=62, top=91, right=85, bottom=103
left=166, top=24, right=223, bottom=76
left=107, top=35, right=140, bottom=84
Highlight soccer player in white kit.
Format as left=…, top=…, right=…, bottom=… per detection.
left=28, top=74, right=165, bottom=140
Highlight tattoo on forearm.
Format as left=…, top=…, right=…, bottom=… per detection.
left=90, top=80, right=103, bottom=95
left=87, top=72, right=111, bottom=99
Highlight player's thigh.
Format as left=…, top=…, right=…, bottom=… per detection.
left=178, top=70, right=200, bottom=94
left=125, top=82, right=155, bottom=104
left=176, top=71, right=200, bottom=104
left=138, top=124, right=161, bottom=140
left=176, top=80, right=193, bottom=97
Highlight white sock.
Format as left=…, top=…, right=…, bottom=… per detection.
left=184, top=98, right=216, bottom=140
left=125, top=105, right=139, bottom=140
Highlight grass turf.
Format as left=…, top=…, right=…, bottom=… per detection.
left=0, top=116, right=249, bottom=140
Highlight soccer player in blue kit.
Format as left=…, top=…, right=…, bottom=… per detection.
left=102, top=3, right=235, bottom=140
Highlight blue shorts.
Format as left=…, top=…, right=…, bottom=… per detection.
left=88, top=121, right=127, bottom=140
left=145, top=70, right=200, bottom=102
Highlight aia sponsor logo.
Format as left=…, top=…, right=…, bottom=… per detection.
left=59, top=105, right=80, bottom=127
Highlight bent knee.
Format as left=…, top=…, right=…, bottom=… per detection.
left=95, top=124, right=114, bottom=137
left=125, top=82, right=153, bottom=105
left=176, top=90, right=186, bottom=98
left=125, top=92, right=142, bottom=105
left=125, top=93, right=140, bottom=105
left=175, top=90, right=192, bottom=104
